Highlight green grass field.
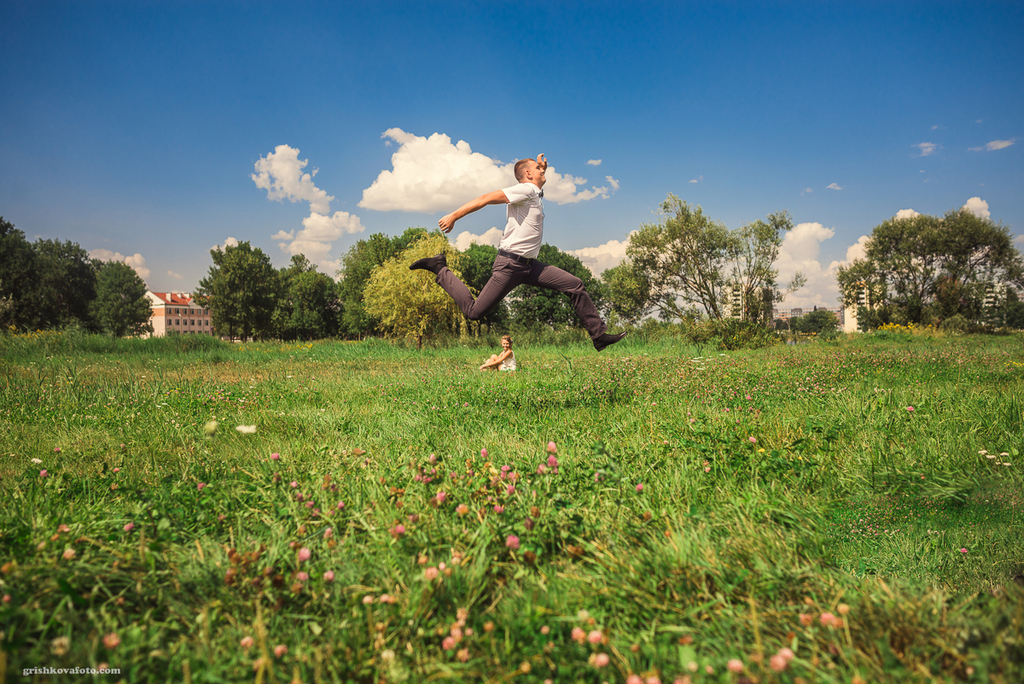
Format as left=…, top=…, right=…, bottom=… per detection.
left=1, top=329, right=1022, bottom=682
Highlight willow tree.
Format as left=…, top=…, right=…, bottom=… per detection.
left=363, top=233, right=467, bottom=348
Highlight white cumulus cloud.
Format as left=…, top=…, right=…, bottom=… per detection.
left=252, top=144, right=365, bottom=273
left=827, top=183, right=843, bottom=190
left=894, top=209, right=920, bottom=220
left=914, top=142, right=938, bottom=157
left=252, top=145, right=333, bottom=214
left=587, top=159, right=602, bottom=166
left=212, top=237, right=240, bottom=252
left=969, top=139, right=1015, bottom=152
left=89, top=249, right=151, bottom=281
left=359, top=129, right=617, bottom=212
left=567, top=238, right=631, bottom=277
left=776, top=223, right=870, bottom=310
left=451, top=227, right=504, bottom=251
left=963, top=197, right=990, bottom=219
left=168, top=270, right=184, bottom=280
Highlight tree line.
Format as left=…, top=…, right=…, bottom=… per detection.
left=836, top=208, right=1024, bottom=330
left=5, top=196, right=1021, bottom=341
left=1, top=216, right=152, bottom=336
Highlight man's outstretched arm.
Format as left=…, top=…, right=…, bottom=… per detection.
left=438, top=190, right=509, bottom=234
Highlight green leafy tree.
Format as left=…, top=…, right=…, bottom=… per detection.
left=363, top=233, right=466, bottom=348
left=273, top=255, right=340, bottom=340
left=727, top=211, right=805, bottom=325
left=0, top=216, right=39, bottom=330
left=799, top=308, right=840, bottom=334
left=602, top=260, right=653, bottom=326
left=837, top=209, right=1024, bottom=327
left=507, top=244, right=606, bottom=331
left=336, top=228, right=428, bottom=337
left=31, top=238, right=98, bottom=331
left=194, top=241, right=280, bottom=341
left=624, top=195, right=734, bottom=320
left=91, top=261, right=153, bottom=337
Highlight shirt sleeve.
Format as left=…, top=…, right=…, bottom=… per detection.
left=502, top=183, right=539, bottom=205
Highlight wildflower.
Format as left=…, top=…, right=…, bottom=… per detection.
left=51, top=636, right=70, bottom=656
left=481, top=448, right=488, bottom=459
left=31, top=458, right=42, bottom=464
left=424, top=567, right=439, bottom=581
left=362, top=595, right=374, bottom=604
left=235, top=425, right=257, bottom=434
left=960, top=548, right=968, bottom=554
left=571, top=627, right=586, bottom=643
left=62, top=548, right=76, bottom=560
left=837, top=603, right=850, bottom=615
left=727, top=659, right=744, bottom=673
left=536, top=464, right=548, bottom=474
left=54, top=447, right=61, bottom=453
left=336, top=501, right=345, bottom=509
left=799, top=613, right=813, bottom=627
left=390, top=524, right=405, bottom=538
left=323, top=527, right=333, bottom=539
left=506, top=484, right=515, bottom=495
left=768, top=654, right=788, bottom=671
left=270, top=452, right=280, bottom=461
left=240, top=636, right=254, bottom=649
left=297, top=547, right=311, bottom=562
left=493, top=505, right=504, bottom=514
left=39, top=470, right=48, bottom=478
left=323, top=570, right=335, bottom=582
left=290, top=481, right=298, bottom=488
left=102, top=632, right=120, bottom=649
left=627, top=676, right=643, bottom=684
left=123, top=522, right=134, bottom=532
left=778, top=647, right=795, bottom=662
left=547, top=455, right=558, bottom=468
left=593, top=653, right=610, bottom=667
left=547, top=441, right=557, bottom=454
left=442, top=636, right=456, bottom=650
left=636, top=483, right=644, bottom=492
left=58, top=524, right=70, bottom=533
left=820, top=612, right=839, bottom=627
left=203, top=421, right=219, bottom=436
left=540, top=625, right=550, bottom=635
left=749, top=436, right=757, bottom=443
left=435, top=491, right=447, bottom=504
left=274, top=644, right=287, bottom=658
left=457, top=648, right=469, bottom=662
left=295, top=571, right=309, bottom=582
left=588, top=629, right=603, bottom=644
left=197, top=482, right=206, bottom=490
left=456, top=504, right=469, bottom=515
left=906, top=406, right=914, bottom=413
left=506, top=535, right=520, bottom=550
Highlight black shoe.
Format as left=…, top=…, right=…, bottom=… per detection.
left=593, top=331, right=627, bottom=351
left=409, top=254, right=448, bottom=274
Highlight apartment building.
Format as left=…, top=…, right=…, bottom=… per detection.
left=144, top=292, right=214, bottom=337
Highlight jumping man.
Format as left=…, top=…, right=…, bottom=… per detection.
left=410, top=153, right=626, bottom=351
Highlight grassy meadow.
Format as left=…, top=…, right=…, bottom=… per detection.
left=1, top=328, right=1023, bottom=683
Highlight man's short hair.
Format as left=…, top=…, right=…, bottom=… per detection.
left=514, top=159, right=533, bottom=182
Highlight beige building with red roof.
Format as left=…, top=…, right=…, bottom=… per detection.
left=144, top=292, right=215, bottom=337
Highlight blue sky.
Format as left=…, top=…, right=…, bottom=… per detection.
left=2, top=0, right=1021, bottom=308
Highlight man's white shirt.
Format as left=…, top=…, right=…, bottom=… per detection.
left=499, top=183, right=544, bottom=259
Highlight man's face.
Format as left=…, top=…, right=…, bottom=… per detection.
left=525, top=160, right=546, bottom=188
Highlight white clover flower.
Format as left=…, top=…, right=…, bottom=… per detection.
left=235, top=425, right=257, bottom=434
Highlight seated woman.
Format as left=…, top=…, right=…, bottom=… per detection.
left=480, top=335, right=516, bottom=372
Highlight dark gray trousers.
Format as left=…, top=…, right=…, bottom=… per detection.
left=435, top=253, right=607, bottom=339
